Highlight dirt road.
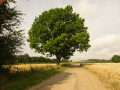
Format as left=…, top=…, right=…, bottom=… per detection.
left=28, top=65, right=109, bottom=90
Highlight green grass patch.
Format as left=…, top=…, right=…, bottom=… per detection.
left=0, top=65, right=69, bottom=90
left=16, top=61, right=72, bottom=65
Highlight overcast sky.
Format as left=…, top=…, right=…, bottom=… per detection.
left=16, top=0, right=120, bottom=61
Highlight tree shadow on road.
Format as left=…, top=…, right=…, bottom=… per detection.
left=29, top=71, right=73, bottom=90
left=29, top=65, right=82, bottom=90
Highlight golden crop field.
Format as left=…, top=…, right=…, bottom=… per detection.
left=83, top=63, right=120, bottom=90
left=3, top=64, right=56, bottom=73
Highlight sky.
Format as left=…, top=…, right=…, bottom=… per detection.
left=15, top=0, right=120, bottom=61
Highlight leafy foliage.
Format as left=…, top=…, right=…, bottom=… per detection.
left=0, top=30, right=24, bottom=65
left=111, top=55, right=120, bottom=63
left=17, top=54, right=30, bottom=63
left=0, top=0, right=22, bottom=34
left=28, top=5, right=90, bottom=64
left=16, top=54, right=70, bottom=63
left=0, top=0, right=24, bottom=65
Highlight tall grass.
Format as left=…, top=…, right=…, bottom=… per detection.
left=0, top=64, right=70, bottom=90
left=82, top=63, right=120, bottom=90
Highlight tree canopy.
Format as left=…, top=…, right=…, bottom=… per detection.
left=0, top=0, right=24, bottom=65
left=111, top=55, right=120, bottom=63
left=28, top=5, right=91, bottom=64
left=0, top=0, right=22, bottom=34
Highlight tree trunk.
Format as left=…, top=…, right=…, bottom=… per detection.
left=57, top=59, right=60, bottom=65
left=56, top=55, right=61, bottom=65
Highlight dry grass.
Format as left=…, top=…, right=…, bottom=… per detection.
left=0, top=63, right=70, bottom=90
left=3, top=64, right=56, bottom=73
left=83, top=63, right=120, bottom=90
left=2, top=63, right=71, bottom=73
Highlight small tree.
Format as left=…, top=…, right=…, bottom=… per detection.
left=17, top=55, right=23, bottom=63
left=111, top=55, right=120, bottom=63
left=23, top=54, right=30, bottom=63
left=28, top=5, right=91, bottom=65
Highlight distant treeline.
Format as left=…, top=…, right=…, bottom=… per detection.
left=88, top=59, right=112, bottom=63
left=79, top=59, right=112, bottom=63
left=16, top=54, right=71, bottom=64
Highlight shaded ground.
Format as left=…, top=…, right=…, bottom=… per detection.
left=28, top=65, right=109, bottom=90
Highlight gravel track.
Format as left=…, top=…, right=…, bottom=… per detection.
left=28, top=65, right=109, bottom=90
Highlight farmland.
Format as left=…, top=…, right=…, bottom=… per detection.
left=3, top=64, right=56, bottom=73
left=0, top=63, right=70, bottom=90
left=1, top=62, right=120, bottom=90
left=82, top=63, right=120, bottom=90
left=28, top=64, right=108, bottom=90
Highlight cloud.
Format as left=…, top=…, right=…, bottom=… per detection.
left=73, top=0, right=120, bottom=41
left=71, top=34, right=120, bottom=61
left=91, top=35, right=120, bottom=51
left=73, top=0, right=100, bottom=20
left=71, top=0, right=120, bottom=61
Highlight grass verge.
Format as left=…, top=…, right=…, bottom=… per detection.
left=0, top=64, right=69, bottom=90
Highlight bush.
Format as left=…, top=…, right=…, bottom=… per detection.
left=60, top=63, right=71, bottom=67
left=80, top=63, right=84, bottom=67
left=111, top=55, right=120, bottom=63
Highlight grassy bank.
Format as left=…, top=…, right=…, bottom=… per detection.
left=81, top=63, right=120, bottom=90
left=0, top=64, right=70, bottom=90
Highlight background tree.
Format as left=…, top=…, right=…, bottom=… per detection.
left=111, top=55, right=120, bottom=63
left=23, top=54, right=30, bottom=63
left=0, top=0, right=24, bottom=65
left=17, top=55, right=23, bottom=63
left=28, top=5, right=91, bottom=65
left=16, top=55, right=57, bottom=63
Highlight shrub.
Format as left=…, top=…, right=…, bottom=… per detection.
left=60, top=63, right=71, bottom=67
left=80, top=63, right=84, bottom=67
left=111, top=55, right=120, bottom=63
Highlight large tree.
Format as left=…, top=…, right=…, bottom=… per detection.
left=0, top=0, right=24, bottom=65
left=28, top=5, right=91, bottom=65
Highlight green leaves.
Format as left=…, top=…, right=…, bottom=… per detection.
left=111, top=55, right=120, bottom=62
left=0, top=0, right=23, bottom=34
left=0, top=1, right=24, bottom=65
left=28, top=5, right=91, bottom=63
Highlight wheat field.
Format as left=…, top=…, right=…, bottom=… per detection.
left=3, top=64, right=56, bottom=73
left=83, top=63, right=120, bottom=90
